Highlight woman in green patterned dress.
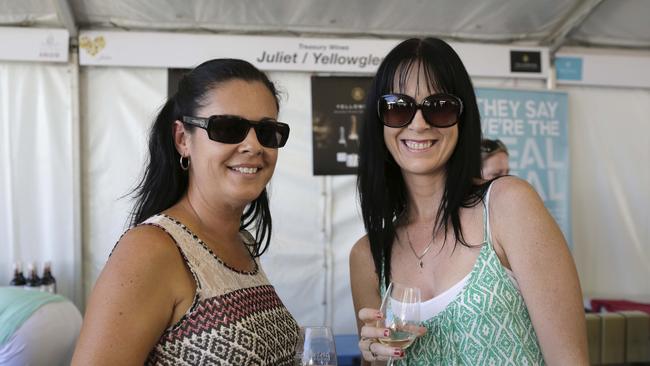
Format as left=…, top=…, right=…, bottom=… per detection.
left=349, top=38, right=588, bottom=365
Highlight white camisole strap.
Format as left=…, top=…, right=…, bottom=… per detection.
left=485, top=182, right=494, bottom=244
left=484, top=181, right=519, bottom=289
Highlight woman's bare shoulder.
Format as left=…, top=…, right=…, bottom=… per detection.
left=350, top=235, right=372, bottom=263
left=487, top=175, right=562, bottom=251
left=488, top=176, right=543, bottom=212
left=107, top=224, right=185, bottom=280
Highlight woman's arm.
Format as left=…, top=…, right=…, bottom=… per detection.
left=490, top=176, right=589, bottom=365
left=350, top=236, right=406, bottom=365
left=72, top=226, right=191, bottom=365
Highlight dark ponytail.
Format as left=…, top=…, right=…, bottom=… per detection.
left=129, top=59, right=279, bottom=257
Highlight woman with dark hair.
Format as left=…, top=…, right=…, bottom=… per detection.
left=350, top=38, right=588, bottom=364
left=72, top=59, right=298, bottom=365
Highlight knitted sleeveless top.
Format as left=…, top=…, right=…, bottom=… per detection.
left=142, top=214, right=299, bottom=365
left=381, top=185, right=545, bottom=365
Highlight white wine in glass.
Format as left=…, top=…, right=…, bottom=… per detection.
left=378, top=282, right=421, bottom=365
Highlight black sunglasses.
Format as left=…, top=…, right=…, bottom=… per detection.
left=182, top=115, right=290, bottom=148
left=377, top=93, right=463, bottom=128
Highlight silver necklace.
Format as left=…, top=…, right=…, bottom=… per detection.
left=405, top=227, right=434, bottom=268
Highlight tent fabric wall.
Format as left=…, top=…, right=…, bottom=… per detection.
left=67, top=0, right=573, bottom=41
left=564, top=86, right=650, bottom=299
left=0, top=61, right=81, bottom=304
left=4, top=0, right=650, bottom=49
left=80, top=66, right=166, bottom=298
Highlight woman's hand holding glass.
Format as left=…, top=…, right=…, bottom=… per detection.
left=357, top=283, right=425, bottom=364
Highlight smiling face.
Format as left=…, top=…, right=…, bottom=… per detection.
left=180, top=79, right=280, bottom=208
left=383, top=67, right=459, bottom=177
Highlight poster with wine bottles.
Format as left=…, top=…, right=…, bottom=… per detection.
left=311, top=76, right=372, bottom=175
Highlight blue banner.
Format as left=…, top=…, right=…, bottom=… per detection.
left=476, top=88, right=571, bottom=245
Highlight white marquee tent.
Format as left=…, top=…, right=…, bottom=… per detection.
left=1, top=0, right=649, bottom=335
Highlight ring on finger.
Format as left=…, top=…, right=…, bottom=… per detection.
left=360, top=336, right=374, bottom=347
left=369, top=341, right=379, bottom=359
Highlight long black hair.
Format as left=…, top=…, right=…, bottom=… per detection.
left=357, top=38, right=487, bottom=288
left=129, top=58, right=279, bottom=257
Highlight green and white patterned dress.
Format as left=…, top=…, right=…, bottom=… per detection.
left=381, top=186, right=545, bottom=365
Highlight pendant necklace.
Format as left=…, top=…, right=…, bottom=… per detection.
left=405, top=227, right=434, bottom=268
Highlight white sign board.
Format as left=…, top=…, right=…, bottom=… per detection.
left=0, top=27, right=69, bottom=63
left=78, top=30, right=549, bottom=79
left=556, top=49, right=650, bottom=89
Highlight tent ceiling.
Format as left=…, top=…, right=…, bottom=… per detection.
left=1, top=0, right=649, bottom=50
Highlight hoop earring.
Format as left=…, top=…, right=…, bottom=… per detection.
left=180, top=155, right=190, bottom=171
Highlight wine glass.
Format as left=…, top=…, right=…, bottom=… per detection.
left=378, top=282, right=421, bottom=365
left=294, top=326, right=338, bottom=365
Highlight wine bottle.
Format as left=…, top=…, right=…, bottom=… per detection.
left=9, top=261, right=27, bottom=286
left=24, top=262, right=42, bottom=290
left=41, top=261, right=57, bottom=293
